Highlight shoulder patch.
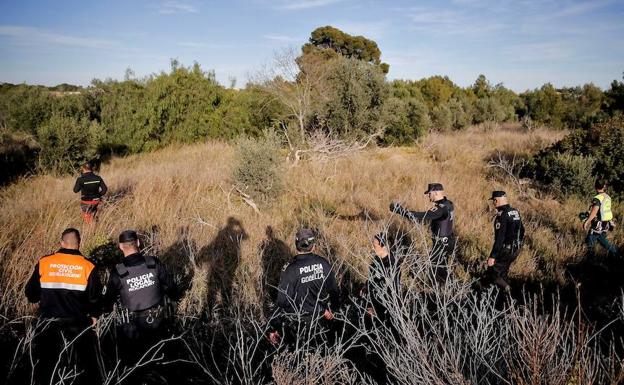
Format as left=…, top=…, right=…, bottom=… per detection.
left=430, top=206, right=438, bottom=212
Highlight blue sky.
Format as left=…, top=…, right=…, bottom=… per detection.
left=1, top=0, right=623, bottom=92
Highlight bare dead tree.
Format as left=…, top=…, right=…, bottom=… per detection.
left=487, top=151, right=529, bottom=196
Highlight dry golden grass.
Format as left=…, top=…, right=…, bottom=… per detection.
left=1, top=125, right=621, bottom=317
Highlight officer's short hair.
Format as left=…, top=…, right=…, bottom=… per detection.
left=61, top=228, right=81, bottom=244
left=119, top=230, right=139, bottom=246
left=83, top=161, right=94, bottom=171
left=295, top=228, right=315, bottom=252
left=595, top=178, right=607, bottom=190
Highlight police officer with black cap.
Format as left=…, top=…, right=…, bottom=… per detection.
left=390, top=183, right=455, bottom=282
left=269, top=228, right=340, bottom=345
left=102, top=230, right=177, bottom=360
left=486, top=191, right=525, bottom=291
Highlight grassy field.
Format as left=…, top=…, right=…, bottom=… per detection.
left=1, top=124, right=621, bottom=318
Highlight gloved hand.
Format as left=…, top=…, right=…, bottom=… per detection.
left=389, top=202, right=401, bottom=212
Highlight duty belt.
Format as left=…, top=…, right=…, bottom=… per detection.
left=117, top=306, right=162, bottom=325
left=433, top=236, right=453, bottom=244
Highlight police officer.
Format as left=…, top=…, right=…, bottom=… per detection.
left=269, top=228, right=340, bottom=345
left=359, top=233, right=402, bottom=322
left=73, top=161, right=107, bottom=224
left=583, top=179, right=620, bottom=258
left=390, top=183, right=455, bottom=282
left=24, top=228, right=102, bottom=384
left=102, top=230, right=177, bottom=360
left=486, top=191, right=525, bottom=291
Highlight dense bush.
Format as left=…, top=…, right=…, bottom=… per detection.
left=36, top=114, right=104, bottom=173
left=528, top=115, right=624, bottom=197
left=0, top=130, right=39, bottom=185
left=315, top=57, right=388, bottom=138
left=233, top=130, right=284, bottom=202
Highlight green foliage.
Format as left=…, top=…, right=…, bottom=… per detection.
left=605, top=74, right=624, bottom=114
left=36, top=114, right=104, bottom=173
left=233, top=130, right=284, bottom=202
left=529, top=115, right=624, bottom=197
left=0, top=129, right=39, bottom=185
left=303, top=26, right=389, bottom=73
left=316, top=57, right=388, bottom=137
left=431, top=104, right=453, bottom=132
left=381, top=97, right=429, bottom=145
left=532, top=153, right=596, bottom=197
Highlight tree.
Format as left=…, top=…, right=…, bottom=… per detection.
left=302, top=26, right=390, bottom=74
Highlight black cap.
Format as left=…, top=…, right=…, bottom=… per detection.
left=119, top=230, right=139, bottom=243
left=295, top=228, right=315, bottom=248
left=424, top=183, right=444, bottom=194
left=489, top=191, right=507, bottom=200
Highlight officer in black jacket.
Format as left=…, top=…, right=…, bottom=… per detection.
left=486, top=191, right=525, bottom=291
left=361, top=233, right=402, bottom=322
left=390, top=183, right=455, bottom=282
left=102, top=230, right=177, bottom=360
left=269, top=229, right=340, bottom=345
left=73, top=161, right=107, bottom=223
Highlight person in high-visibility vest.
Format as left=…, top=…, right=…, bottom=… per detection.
left=24, top=228, right=103, bottom=384
left=583, top=179, right=620, bottom=258
left=73, top=161, right=107, bottom=224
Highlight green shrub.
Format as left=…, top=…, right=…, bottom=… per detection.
left=536, top=153, right=596, bottom=197
left=380, top=97, right=429, bottom=145
left=528, top=115, right=624, bottom=197
left=233, top=130, right=284, bottom=202
left=430, top=104, right=452, bottom=132
left=36, top=114, right=104, bottom=173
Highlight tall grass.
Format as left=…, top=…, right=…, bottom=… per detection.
left=0, top=125, right=620, bottom=320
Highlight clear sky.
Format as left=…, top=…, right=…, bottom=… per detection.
left=1, top=0, right=623, bottom=92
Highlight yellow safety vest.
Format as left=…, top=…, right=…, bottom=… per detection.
left=594, top=193, right=613, bottom=222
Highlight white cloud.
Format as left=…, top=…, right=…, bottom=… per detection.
left=407, top=7, right=505, bottom=36
left=276, top=0, right=342, bottom=10
left=157, top=1, right=198, bottom=14
left=0, top=25, right=115, bottom=49
left=263, top=34, right=302, bottom=42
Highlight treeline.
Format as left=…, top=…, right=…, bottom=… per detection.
left=0, top=26, right=623, bottom=186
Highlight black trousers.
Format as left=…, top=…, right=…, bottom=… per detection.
left=34, top=319, right=101, bottom=385
left=430, top=236, right=456, bottom=283
left=486, top=249, right=518, bottom=290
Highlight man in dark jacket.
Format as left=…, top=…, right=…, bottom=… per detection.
left=486, top=191, right=525, bottom=291
left=73, top=161, right=107, bottom=224
left=269, top=228, right=340, bottom=346
left=25, top=228, right=102, bottom=384
left=101, top=230, right=177, bottom=360
left=390, top=183, right=455, bottom=283
left=361, top=233, right=402, bottom=322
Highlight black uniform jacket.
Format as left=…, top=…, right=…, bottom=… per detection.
left=73, top=172, right=107, bottom=200
left=101, top=253, right=177, bottom=312
left=490, top=204, right=525, bottom=259
left=394, top=197, right=455, bottom=238
left=276, top=252, right=340, bottom=316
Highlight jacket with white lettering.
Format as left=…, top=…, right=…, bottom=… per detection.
left=73, top=172, right=107, bottom=201
left=25, top=248, right=102, bottom=323
left=490, top=204, right=525, bottom=259
left=102, top=253, right=176, bottom=312
left=276, top=253, right=340, bottom=316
